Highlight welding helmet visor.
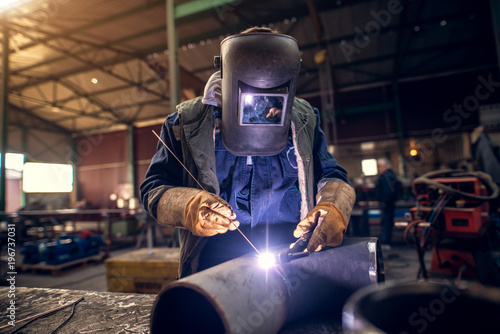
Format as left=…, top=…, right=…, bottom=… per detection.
left=217, top=32, right=301, bottom=156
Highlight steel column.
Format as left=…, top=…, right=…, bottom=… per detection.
left=126, top=124, right=136, bottom=195
left=69, top=138, right=78, bottom=207
left=20, top=128, right=26, bottom=208
left=151, top=238, right=384, bottom=334
left=0, top=24, right=9, bottom=212
left=167, top=0, right=179, bottom=111
left=393, top=81, right=407, bottom=179
left=490, top=0, right=500, bottom=72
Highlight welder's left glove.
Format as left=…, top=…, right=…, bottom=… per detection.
left=293, top=180, right=356, bottom=253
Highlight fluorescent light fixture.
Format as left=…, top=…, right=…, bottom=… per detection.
left=361, top=159, right=378, bottom=176
left=1, top=153, right=25, bottom=171
left=360, top=142, right=375, bottom=151
left=0, top=0, right=34, bottom=13
left=0, top=0, right=21, bottom=11
left=23, top=162, right=74, bottom=193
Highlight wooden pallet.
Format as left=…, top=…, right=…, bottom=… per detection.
left=105, top=248, right=180, bottom=293
left=17, top=252, right=105, bottom=276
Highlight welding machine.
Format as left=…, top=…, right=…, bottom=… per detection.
left=411, top=175, right=491, bottom=234
left=406, top=170, right=499, bottom=283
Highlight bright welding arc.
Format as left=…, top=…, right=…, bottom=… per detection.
left=152, top=130, right=261, bottom=255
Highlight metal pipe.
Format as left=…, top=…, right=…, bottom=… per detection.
left=343, top=280, right=500, bottom=333
left=150, top=237, right=384, bottom=334
left=1, top=23, right=9, bottom=212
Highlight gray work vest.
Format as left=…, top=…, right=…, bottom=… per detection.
left=175, top=96, right=317, bottom=277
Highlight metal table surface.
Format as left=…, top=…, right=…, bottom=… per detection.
left=0, top=287, right=343, bottom=333
left=0, top=287, right=154, bottom=334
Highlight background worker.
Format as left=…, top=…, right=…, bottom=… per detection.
left=375, top=158, right=401, bottom=248
left=140, top=27, right=356, bottom=278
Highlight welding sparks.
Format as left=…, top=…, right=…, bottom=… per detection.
left=258, top=252, right=276, bottom=269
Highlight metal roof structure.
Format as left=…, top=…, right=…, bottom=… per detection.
left=1, top=0, right=498, bottom=135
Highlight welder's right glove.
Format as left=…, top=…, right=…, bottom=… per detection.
left=156, top=187, right=239, bottom=237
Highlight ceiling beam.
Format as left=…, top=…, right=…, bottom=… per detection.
left=298, top=64, right=498, bottom=97
left=309, top=37, right=491, bottom=76
left=8, top=103, right=70, bottom=134
left=6, top=0, right=165, bottom=54
left=58, top=80, right=127, bottom=123
left=53, top=98, right=168, bottom=124
left=8, top=0, right=373, bottom=90
left=187, top=7, right=489, bottom=76
left=174, top=0, right=242, bottom=19
left=24, top=73, right=165, bottom=114
left=305, top=0, right=325, bottom=46
left=9, top=94, right=115, bottom=122
left=149, top=0, right=375, bottom=50
left=393, top=0, right=427, bottom=78
left=11, top=0, right=485, bottom=80
left=299, top=6, right=489, bottom=52
left=29, top=33, right=168, bottom=100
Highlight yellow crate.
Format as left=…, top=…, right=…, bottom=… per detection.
left=105, top=247, right=180, bottom=294
left=106, top=276, right=174, bottom=294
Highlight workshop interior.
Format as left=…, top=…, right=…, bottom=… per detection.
left=1, top=0, right=500, bottom=333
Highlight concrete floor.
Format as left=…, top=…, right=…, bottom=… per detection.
left=9, top=225, right=429, bottom=292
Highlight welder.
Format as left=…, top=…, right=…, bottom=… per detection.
left=140, top=27, right=356, bottom=278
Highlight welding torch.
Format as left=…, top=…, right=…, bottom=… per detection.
left=277, top=230, right=312, bottom=264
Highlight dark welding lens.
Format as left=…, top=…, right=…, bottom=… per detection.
left=239, top=93, right=287, bottom=125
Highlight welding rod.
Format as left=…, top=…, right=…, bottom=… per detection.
left=152, top=130, right=261, bottom=255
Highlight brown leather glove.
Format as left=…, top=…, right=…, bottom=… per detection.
left=157, top=187, right=239, bottom=237
left=294, top=202, right=347, bottom=252
left=293, top=180, right=355, bottom=253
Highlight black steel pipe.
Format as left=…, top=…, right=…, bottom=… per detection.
left=343, top=280, right=500, bottom=333
left=150, top=237, right=384, bottom=334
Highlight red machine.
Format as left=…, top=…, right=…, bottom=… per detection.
left=410, top=176, right=490, bottom=234
left=406, top=170, right=499, bottom=282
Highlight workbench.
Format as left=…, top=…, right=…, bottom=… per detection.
left=0, top=287, right=153, bottom=333
left=0, top=287, right=343, bottom=333
left=4, top=209, right=137, bottom=258
left=349, top=200, right=415, bottom=237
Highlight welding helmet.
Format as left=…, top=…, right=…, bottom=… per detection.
left=215, top=32, right=301, bottom=156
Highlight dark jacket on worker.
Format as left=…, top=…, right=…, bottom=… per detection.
left=140, top=91, right=349, bottom=277
left=375, top=168, right=401, bottom=208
